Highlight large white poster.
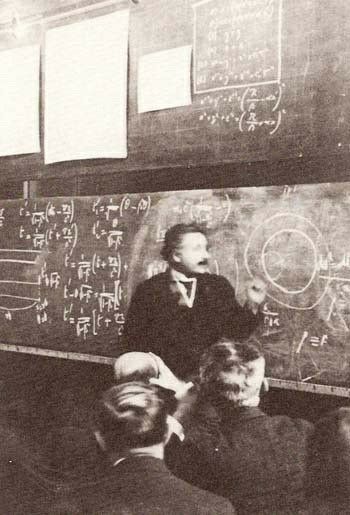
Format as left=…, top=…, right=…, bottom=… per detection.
left=44, top=10, right=129, bottom=164
left=0, top=45, right=40, bottom=157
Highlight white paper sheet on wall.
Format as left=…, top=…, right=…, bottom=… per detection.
left=44, top=10, right=129, bottom=164
left=138, top=45, right=192, bottom=114
left=0, top=45, right=40, bottom=157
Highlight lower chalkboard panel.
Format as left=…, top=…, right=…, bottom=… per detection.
left=0, top=183, right=350, bottom=390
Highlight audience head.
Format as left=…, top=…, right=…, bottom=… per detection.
left=199, top=339, right=265, bottom=407
left=113, top=352, right=159, bottom=382
left=160, top=223, right=210, bottom=275
left=307, top=407, right=350, bottom=501
left=94, top=382, right=177, bottom=457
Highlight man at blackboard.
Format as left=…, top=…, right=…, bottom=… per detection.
left=123, top=223, right=266, bottom=379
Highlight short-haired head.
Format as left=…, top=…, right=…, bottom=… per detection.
left=199, top=339, right=265, bottom=406
left=94, top=382, right=176, bottom=455
left=113, top=352, right=159, bottom=383
left=160, top=223, right=207, bottom=264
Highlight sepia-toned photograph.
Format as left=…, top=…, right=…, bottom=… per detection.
left=0, top=0, right=349, bottom=513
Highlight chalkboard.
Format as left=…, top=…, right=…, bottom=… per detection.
left=1, top=184, right=350, bottom=390
left=2, top=0, right=350, bottom=182
left=125, top=0, right=348, bottom=170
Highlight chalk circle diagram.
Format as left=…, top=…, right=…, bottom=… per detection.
left=244, top=213, right=331, bottom=310
left=0, top=249, right=42, bottom=312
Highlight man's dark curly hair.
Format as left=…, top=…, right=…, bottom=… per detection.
left=94, top=382, right=177, bottom=454
left=199, top=338, right=263, bottom=388
left=160, top=223, right=207, bottom=263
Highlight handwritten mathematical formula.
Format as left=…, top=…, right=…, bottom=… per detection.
left=193, top=0, right=282, bottom=93
left=193, top=0, right=284, bottom=133
left=0, top=196, right=151, bottom=342
left=0, top=187, right=350, bottom=387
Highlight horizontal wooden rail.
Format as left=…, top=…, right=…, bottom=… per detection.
left=267, top=377, right=350, bottom=398
left=1, top=343, right=350, bottom=397
left=0, top=342, right=115, bottom=365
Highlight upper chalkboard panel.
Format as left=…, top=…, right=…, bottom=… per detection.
left=125, top=0, right=350, bottom=171
left=2, top=0, right=350, bottom=181
left=127, top=0, right=307, bottom=168
left=1, top=183, right=350, bottom=389
left=193, top=0, right=282, bottom=94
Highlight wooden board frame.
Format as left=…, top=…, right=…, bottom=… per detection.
left=1, top=342, right=350, bottom=397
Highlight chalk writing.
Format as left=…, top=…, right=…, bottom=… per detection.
left=0, top=197, right=132, bottom=342
left=194, top=0, right=284, bottom=133
left=1, top=185, right=350, bottom=388
left=171, top=194, right=231, bottom=226
left=0, top=208, right=5, bottom=228
left=262, top=302, right=281, bottom=335
left=194, top=0, right=282, bottom=93
left=198, top=76, right=285, bottom=132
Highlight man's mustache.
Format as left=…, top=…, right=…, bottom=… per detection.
left=215, top=382, right=241, bottom=395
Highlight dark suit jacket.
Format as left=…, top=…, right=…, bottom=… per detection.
left=171, top=401, right=313, bottom=515
left=123, top=272, right=261, bottom=378
left=307, top=497, right=350, bottom=515
left=64, top=456, right=235, bottom=515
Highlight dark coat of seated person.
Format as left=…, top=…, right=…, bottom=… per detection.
left=14, top=350, right=179, bottom=513
left=306, top=407, right=350, bottom=514
left=53, top=381, right=235, bottom=515
left=122, top=223, right=266, bottom=379
left=152, top=340, right=313, bottom=515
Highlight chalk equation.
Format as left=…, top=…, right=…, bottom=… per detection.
left=0, top=186, right=350, bottom=387
left=193, top=0, right=285, bottom=134
left=193, top=0, right=282, bottom=93
left=198, top=82, right=285, bottom=133
left=0, top=197, right=147, bottom=342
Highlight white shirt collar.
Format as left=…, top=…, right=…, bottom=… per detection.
left=170, top=268, right=196, bottom=283
left=170, top=268, right=197, bottom=308
left=167, top=415, right=185, bottom=442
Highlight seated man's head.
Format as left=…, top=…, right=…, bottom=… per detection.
left=199, top=339, right=266, bottom=407
left=113, top=352, right=159, bottom=382
left=161, top=223, right=210, bottom=276
left=94, top=382, right=176, bottom=460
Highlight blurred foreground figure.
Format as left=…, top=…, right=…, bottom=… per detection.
left=113, top=351, right=159, bottom=382
left=67, top=381, right=235, bottom=514
left=307, top=407, right=350, bottom=514
left=160, top=339, right=313, bottom=515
